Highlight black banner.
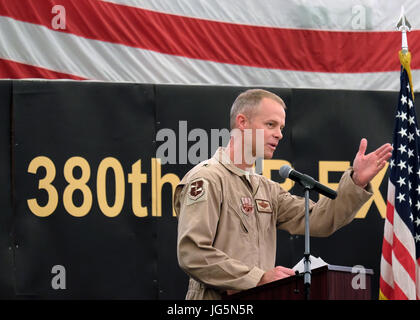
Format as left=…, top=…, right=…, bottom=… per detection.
left=12, top=81, right=157, bottom=298
left=0, top=80, right=413, bottom=299
left=0, top=81, right=13, bottom=298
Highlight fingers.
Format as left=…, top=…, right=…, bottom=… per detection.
left=358, top=138, right=368, bottom=155
left=376, top=150, right=393, bottom=162
left=377, top=152, right=393, bottom=164
left=259, top=265, right=300, bottom=286
left=374, top=143, right=393, bottom=168
left=275, top=266, right=295, bottom=276
left=373, top=152, right=392, bottom=172
left=226, top=289, right=239, bottom=295
left=376, top=159, right=388, bottom=169
left=374, top=143, right=393, bottom=157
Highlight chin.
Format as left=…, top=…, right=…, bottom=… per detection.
left=264, top=151, right=275, bottom=159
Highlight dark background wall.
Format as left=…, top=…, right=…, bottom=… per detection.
left=0, top=80, right=407, bottom=299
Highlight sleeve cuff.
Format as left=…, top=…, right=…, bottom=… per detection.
left=348, top=168, right=373, bottom=196
left=244, top=266, right=266, bottom=289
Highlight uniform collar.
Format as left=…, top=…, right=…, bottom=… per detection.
left=212, top=147, right=256, bottom=183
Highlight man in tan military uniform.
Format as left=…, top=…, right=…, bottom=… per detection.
left=174, top=89, right=393, bottom=300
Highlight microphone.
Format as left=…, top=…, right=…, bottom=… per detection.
left=279, top=165, right=337, bottom=199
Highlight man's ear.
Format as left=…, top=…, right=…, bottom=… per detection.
left=236, top=113, right=248, bottom=130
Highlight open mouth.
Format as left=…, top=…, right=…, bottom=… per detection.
left=267, top=143, right=277, bottom=151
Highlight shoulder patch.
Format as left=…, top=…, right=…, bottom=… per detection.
left=186, top=178, right=208, bottom=205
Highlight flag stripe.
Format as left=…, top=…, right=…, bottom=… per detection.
left=379, top=276, right=394, bottom=300
left=417, top=258, right=420, bottom=299
left=1, top=0, right=420, bottom=73
left=0, top=58, right=86, bottom=80
left=382, top=235, right=392, bottom=265
left=387, top=181, right=395, bottom=209
left=103, top=0, right=420, bottom=31
left=393, top=234, right=416, bottom=282
left=393, top=281, right=409, bottom=300
left=386, top=202, right=395, bottom=226
left=392, top=251, right=417, bottom=299
left=383, top=216, right=393, bottom=244
left=380, top=255, right=394, bottom=287
left=393, top=208, right=417, bottom=262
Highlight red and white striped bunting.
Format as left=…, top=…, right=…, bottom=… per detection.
left=0, top=0, right=419, bottom=90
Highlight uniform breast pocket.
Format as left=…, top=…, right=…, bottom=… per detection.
left=255, top=199, right=275, bottom=232
left=257, top=212, right=274, bottom=232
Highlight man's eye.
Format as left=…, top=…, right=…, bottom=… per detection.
left=267, top=122, right=273, bottom=128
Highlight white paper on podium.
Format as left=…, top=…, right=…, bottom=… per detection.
left=292, top=255, right=328, bottom=274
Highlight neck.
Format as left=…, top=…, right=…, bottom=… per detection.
left=227, top=137, right=255, bottom=171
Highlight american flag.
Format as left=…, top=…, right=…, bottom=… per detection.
left=0, top=0, right=420, bottom=90
left=380, top=52, right=420, bottom=300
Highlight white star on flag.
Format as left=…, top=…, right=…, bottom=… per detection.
left=408, top=116, right=415, bottom=125
left=397, top=160, right=407, bottom=170
left=408, top=149, right=414, bottom=158
left=397, top=193, right=405, bottom=203
left=398, top=144, right=407, bottom=154
left=398, top=128, right=407, bottom=137
left=401, top=95, right=407, bottom=104
left=408, top=132, right=414, bottom=142
left=397, top=176, right=406, bottom=187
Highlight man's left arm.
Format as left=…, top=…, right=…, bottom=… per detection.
left=275, top=168, right=373, bottom=237
left=275, top=138, right=392, bottom=236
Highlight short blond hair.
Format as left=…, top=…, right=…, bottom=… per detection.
left=230, top=89, right=286, bottom=129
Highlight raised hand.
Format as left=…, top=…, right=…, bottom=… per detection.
left=352, top=138, right=393, bottom=188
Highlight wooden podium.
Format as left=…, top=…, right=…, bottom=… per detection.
left=222, top=265, right=373, bottom=300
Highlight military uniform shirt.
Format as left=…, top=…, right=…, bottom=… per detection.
left=174, top=147, right=373, bottom=300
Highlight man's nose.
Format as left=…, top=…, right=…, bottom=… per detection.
left=274, top=128, right=282, bottom=140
